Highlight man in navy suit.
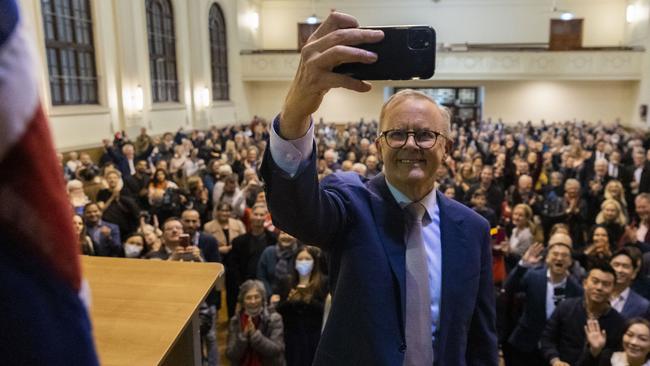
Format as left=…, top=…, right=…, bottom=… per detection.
left=610, top=247, right=650, bottom=320
left=260, top=12, right=497, bottom=366
left=502, top=233, right=583, bottom=366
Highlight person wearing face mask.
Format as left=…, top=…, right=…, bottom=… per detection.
left=257, top=231, right=302, bottom=305
left=226, top=279, right=286, bottom=366
left=581, top=318, right=650, bottom=366
left=123, top=233, right=146, bottom=258
left=275, top=246, right=328, bottom=366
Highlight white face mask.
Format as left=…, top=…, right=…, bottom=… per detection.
left=124, top=244, right=143, bottom=258
left=295, top=259, right=314, bottom=277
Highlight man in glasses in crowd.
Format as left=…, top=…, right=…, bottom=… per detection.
left=261, top=11, right=497, bottom=366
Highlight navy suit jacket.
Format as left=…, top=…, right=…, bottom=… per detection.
left=504, top=265, right=583, bottom=352
left=620, top=289, right=650, bottom=320
left=261, top=148, right=497, bottom=366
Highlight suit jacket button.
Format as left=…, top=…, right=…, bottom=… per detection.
left=399, top=343, right=407, bottom=353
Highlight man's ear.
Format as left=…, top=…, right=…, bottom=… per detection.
left=375, top=139, right=383, bottom=161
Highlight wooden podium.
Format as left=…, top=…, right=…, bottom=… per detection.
left=81, top=256, right=224, bottom=366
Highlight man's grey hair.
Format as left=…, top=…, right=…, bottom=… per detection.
left=378, top=89, right=451, bottom=136
left=238, top=279, right=267, bottom=305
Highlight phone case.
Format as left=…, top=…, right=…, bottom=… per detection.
left=332, top=25, right=436, bottom=81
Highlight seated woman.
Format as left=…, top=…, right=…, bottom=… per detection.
left=275, top=246, right=328, bottom=366
left=226, top=279, right=285, bottom=366
left=581, top=317, right=650, bottom=366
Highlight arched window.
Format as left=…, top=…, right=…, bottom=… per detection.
left=41, top=0, right=98, bottom=105
left=146, top=0, right=178, bottom=103
left=208, top=3, right=228, bottom=101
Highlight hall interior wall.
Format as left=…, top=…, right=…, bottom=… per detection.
left=15, top=0, right=650, bottom=151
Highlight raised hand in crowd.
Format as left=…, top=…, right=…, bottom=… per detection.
left=99, top=225, right=112, bottom=238
left=520, top=242, right=544, bottom=267
left=584, top=318, right=607, bottom=357
left=280, top=12, right=384, bottom=139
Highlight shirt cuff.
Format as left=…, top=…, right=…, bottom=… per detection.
left=518, top=259, right=534, bottom=269
left=269, top=114, right=314, bottom=176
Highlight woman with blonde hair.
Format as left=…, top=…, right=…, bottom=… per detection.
left=67, top=179, right=90, bottom=215
left=604, top=180, right=629, bottom=221
left=596, top=199, right=627, bottom=250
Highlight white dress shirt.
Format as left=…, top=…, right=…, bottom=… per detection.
left=611, top=287, right=630, bottom=313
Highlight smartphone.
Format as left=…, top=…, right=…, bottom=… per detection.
left=332, top=25, right=436, bottom=81
left=179, top=234, right=191, bottom=248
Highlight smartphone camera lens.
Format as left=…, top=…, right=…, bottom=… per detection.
left=408, top=28, right=432, bottom=50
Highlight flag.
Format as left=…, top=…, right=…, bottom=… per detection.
left=0, top=0, right=99, bottom=364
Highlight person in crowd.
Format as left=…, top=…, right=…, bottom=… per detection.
left=466, top=165, right=504, bottom=218
left=138, top=222, right=162, bottom=255
left=596, top=199, right=628, bottom=250
left=145, top=217, right=202, bottom=261
left=96, top=169, right=141, bottom=242
left=204, top=202, right=247, bottom=318
left=123, top=233, right=146, bottom=259
left=185, top=176, right=211, bottom=224
left=261, top=12, right=497, bottom=365
left=181, top=209, right=220, bottom=263
left=230, top=203, right=277, bottom=311
left=624, top=194, right=650, bottom=251
left=543, top=171, right=565, bottom=201
left=103, top=140, right=152, bottom=178
left=73, top=214, right=95, bottom=256
left=148, top=168, right=178, bottom=206
left=123, top=159, right=151, bottom=210
left=275, top=246, right=329, bottom=366
left=503, top=233, right=583, bottom=366
left=626, top=148, right=650, bottom=198
left=609, top=247, right=650, bottom=320
left=365, top=154, right=381, bottom=179
left=65, top=151, right=82, bottom=177
left=505, top=204, right=537, bottom=268
left=257, top=231, right=302, bottom=302
left=580, top=225, right=614, bottom=271
left=226, top=279, right=286, bottom=366
left=603, top=180, right=629, bottom=223
left=83, top=202, right=122, bottom=257
left=471, top=188, right=498, bottom=227
left=543, top=178, right=589, bottom=249
left=213, top=173, right=245, bottom=215
left=134, top=127, right=153, bottom=156
left=148, top=168, right=183, bottom=223
left=581, top=318, right=650, bottom=366
left=540, top=263, right=626, bottom=366
left=67, top=179, right=90, bottom=215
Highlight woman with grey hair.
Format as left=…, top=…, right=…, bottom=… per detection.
left=226, top=279, right=286, bottom=366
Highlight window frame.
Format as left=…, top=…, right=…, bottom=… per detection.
left=208, top=3, right=229, bottom=102
left=41, top=0, right=99, bottom=106
left=146, top=0, right=179, bottom=103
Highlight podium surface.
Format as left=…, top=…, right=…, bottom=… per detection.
left=82, top=256, right=223, bottom=366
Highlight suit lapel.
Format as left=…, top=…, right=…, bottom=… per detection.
left=368, top=174, right=407, bottom=339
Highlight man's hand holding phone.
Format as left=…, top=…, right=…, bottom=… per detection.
left=280, top=12, right=384, bottom=140
left=170, top=234, right=203, bottom=262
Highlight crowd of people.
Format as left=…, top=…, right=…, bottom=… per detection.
left=59, top=113, right=650, bottom=366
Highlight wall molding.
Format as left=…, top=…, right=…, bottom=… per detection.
left=241, top=50, right=644, bottom=81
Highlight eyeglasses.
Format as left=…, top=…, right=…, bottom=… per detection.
left=379, top=129, right=447, bottom=149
